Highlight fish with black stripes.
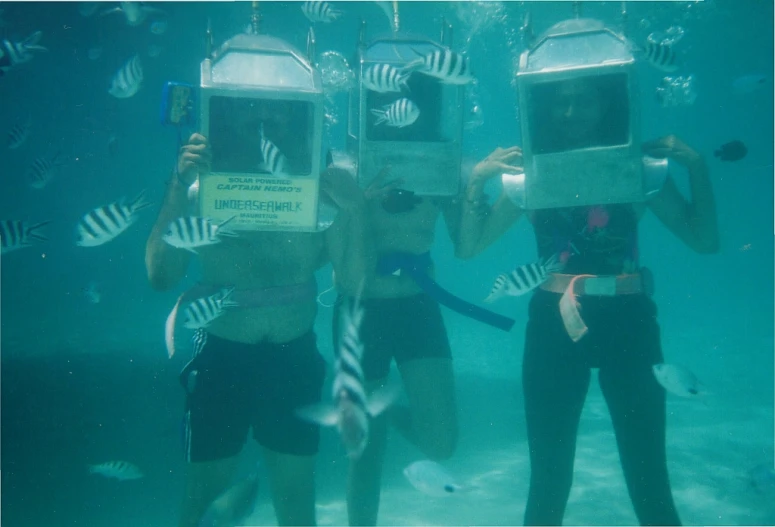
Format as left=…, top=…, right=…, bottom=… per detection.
left=184, top=288, right=237, bottom=330
left=485, top=253, right=565, bottom=303
left=259, top=123, right=288, bottom=176
left=0, top=31, right=47, bottom=77
left=296, top=293, right=399, bottom=459
left=362, top=63, right=409, bottom=93
left=301, top=0, right=342, bottom=23
left=162, top=216, right=238, bottom=252
left=403, top=47, right=474, bottom=85
left=109, top=54, right=143, bottom=99
left=642, top=41, right=679, bottom=73
left=371, top=97, right=420, bottom=128
left=7, top=118, right=31, bottom=149
left=0, top=220, right=50, bottom=254
left=88, top=460, right=143, bottom=481
left=27, top=153, right=65, bottom=189
left=76, top=191, right=152, bottom=247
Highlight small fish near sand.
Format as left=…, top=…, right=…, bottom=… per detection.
left=714, top=140, right=747, bottom=162
left=652, top=363, right=707, bottom=398
left=89, top=460, right=143, bottom=481
left=403, top=460, right=463, bottom=497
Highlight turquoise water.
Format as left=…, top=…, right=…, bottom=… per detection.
left=1, top=1, right=773, bottom=526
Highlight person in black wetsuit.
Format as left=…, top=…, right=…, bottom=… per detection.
left=457, top=78, right=719, bottom=525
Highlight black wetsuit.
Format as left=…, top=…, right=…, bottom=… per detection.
left=523, top=204, right=681, bottom=526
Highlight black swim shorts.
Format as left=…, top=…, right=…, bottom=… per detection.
left=334, top=293, right=452, bottom=381
left=180, top=330, right=326, bottom=462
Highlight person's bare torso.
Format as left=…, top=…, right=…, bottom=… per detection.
left=366, top=197, right=444, bottom=298
left=195, top=231, right=326, bottom=344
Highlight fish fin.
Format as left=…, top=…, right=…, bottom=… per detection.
left=370, top=109, right=387, bottom=125
left=543, top=253, right=565, bottom=274
left=216, top=215, right=239, bottom=237
left=366, top=381, right=401, bottom=417
left=295, top=402, right=339, bottom=426
left=130, top=189, right=152, bottom=212
left=26, top=220, right=52, bottom=242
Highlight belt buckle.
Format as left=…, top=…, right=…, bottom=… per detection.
left=584, top=276, right=617, bottom=296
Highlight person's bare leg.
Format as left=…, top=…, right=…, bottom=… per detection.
left=346, top=378, right=390, bottom=526
left=392, top=358, right=458, bottom=460
left=178, top=456, right=241, bottom=527
left=262, top=447, right=317, bottom=526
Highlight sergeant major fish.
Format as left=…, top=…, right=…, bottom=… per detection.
left=7, top=118, right=31, bottom=149
left=88, top=460, right=143, bottom=480
left=403, top=47, right=474, bottom=85
left=259, top=123, right=288, bottom=176
left=296, top=294, right=399, bottom=459
left=163, top=216, right=238, bottom=252
left=485, top=253, right=565, bottom=303
left=76, top=191, right=152, bottom=247
left=301, top=1, right=342, bottom=23
left=27, top=153, right=65, bottom=189
left=0, top=220, right=50, bottom=254
left=109, top=54, right=143, bottom=98
left=184, top=288, right=237, bottom=330
left=362, top=63, right=409, bottom=93
left=371, top=97, right=419, bottom=128
left=0, top=31, right=47, bottom=77
left=641, top=41, right=678, bottom=73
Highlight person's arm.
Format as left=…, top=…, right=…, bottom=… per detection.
left=145, top=134, right=211, bottom=290
left=322, top=166, right=374, bottom=297
left=456, top=146, right=525, bottom=260
left=643, top=135, right=720, bottom=254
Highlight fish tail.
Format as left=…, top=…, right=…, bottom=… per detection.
left=370, top=109, right=387, bottom=126
left=216, top=215, right=239, bottom=237
left=26, top=220, right=51, bottom=242
left=129, top=189, right=152, bottom=213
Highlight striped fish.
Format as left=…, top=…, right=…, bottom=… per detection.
left=7, top=118, right=31, bottom=149
left=643, top=41, right=678, bottom=73
left=484, top=253, right=565, bottom=303
left=301, top=0, right=342, bottom=23
left=258, top=123, right=288, bottom=176
left=162, top=216, right=237, bottom=252
left=27, top=153, right=65, bottom=189
left=0, top=31, right=47, bottom=77
left=76, top=191, right=152, bottom=247
left=88, top=460, right=143, bottom=481
left=296, top=294, right=399, bottom=459
left=109, top=54, right=143, bottom=99
left=183, top=288, right=237, bottom=330
left=0, top=220, right=50, bottom=254
left=362, top=64, right=409, bottom=93
left=403, top=47, right=474, bottom=85
left=370, top=97, right=420, bottom=128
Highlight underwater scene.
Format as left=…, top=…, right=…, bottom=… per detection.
left=0, top=1, right=773, bottom=526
